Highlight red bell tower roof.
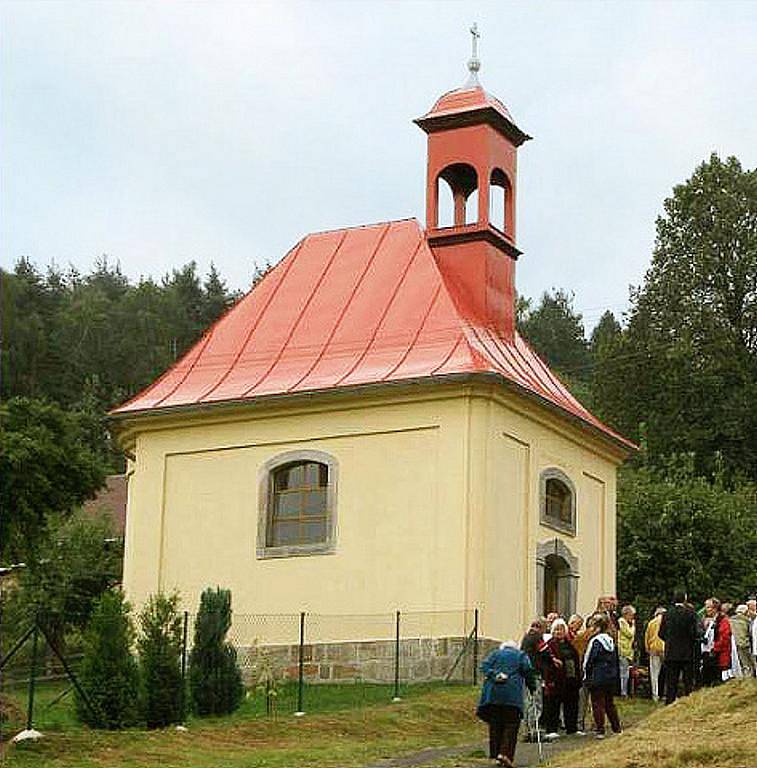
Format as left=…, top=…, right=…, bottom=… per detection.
left=427, top=85, right=514, bottom=121
left=416, top=85, right=531, bottom=147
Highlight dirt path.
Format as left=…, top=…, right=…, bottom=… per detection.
left=362, top=733, right=595, bottom=768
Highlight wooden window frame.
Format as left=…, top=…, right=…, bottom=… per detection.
left=257, top=450, right=338, bottom=559
left=539, top=468, right=577, bottom=537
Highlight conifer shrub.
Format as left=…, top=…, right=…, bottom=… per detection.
left=138, top=592, right=185, bottom=728
left=76, top=590, right=140, bottom=728
left=188, top=587, right=244, bottom=716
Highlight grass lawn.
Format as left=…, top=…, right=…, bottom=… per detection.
left=1, top=679, right=455, bottom=732
left=6, top=681, right=751, bottom=768
left=546, top=678, right=757, bottom=768
left=2, top=682, right=485, bottom=768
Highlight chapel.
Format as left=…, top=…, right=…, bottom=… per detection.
left=112, top=35, right=633, bottom=657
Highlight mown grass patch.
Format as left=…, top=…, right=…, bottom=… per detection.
left=1, top=679, right=463, bottom=733
left=546, top=678, right=757, bottom=768
left=2, top=684, right=484, bottom=768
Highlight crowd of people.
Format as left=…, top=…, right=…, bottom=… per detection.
left=476, top=593, right=757, bottom=768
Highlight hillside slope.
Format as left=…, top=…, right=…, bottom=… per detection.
left=548, top=678, right=757, bottom=768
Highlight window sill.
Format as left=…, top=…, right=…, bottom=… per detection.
left=539, top=517, right=576, bottom=537
left=256, top=543, right=336, bottom=560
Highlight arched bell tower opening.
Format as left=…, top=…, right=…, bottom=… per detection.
left=489, top=168, right=513, bottom=235
left=436, top=163, right=478, bottom=227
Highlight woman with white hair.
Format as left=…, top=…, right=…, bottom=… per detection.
left=542, top=618, right=582, bottom=740
left=477, top=640, right=538, bottom=767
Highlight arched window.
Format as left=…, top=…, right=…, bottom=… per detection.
left=269, top=461, right=328, bottom=546
left=257, top=450, right=338, bottom=558
left=539, top=468, right=576, bottom=535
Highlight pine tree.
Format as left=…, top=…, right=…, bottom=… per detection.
left=519, top=289, right=590, bottom=376
left=188, top=587, right=244, bottom=716
left=138, top=593, right=185, bottom=728
left=201, top=262, right=235, bottom=328
left=76, top=590, right=140, bottom=729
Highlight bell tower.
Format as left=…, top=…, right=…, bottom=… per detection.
left=415, top=25, right=530, bottom=340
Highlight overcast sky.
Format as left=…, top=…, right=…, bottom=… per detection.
left=2, top=0, right=756, bottom=330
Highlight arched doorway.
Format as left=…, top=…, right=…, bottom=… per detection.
left=536, top=539, right=579, bottom=618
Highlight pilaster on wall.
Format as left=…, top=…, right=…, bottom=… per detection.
left=466, top=395, right=492, bottom=627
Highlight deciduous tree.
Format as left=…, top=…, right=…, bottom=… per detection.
left=598, top=154, right=757, bottom=478
left=0, top=397, right=106, bottom=563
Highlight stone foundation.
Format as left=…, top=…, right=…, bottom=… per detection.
left=236, top=636, right=501, bottom=685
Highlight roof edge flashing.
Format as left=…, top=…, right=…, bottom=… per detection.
left=109, top=371, right=636, bottom=457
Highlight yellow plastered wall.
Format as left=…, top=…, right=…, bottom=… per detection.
left=471, top=390, right=620, bottom=642
left=123, top=393, right=469, bottom=634
left=121, top=383, right=624, bottom=642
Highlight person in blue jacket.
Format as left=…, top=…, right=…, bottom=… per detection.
left=477, top=640, right=538, bottom=767
left=583, top=614, right=622, bottom=738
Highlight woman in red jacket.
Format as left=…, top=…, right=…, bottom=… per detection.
left=541, top=619, right=582, bottom=739
left=703, top=597, right=732, bottom=685
left=712, top=600, right=733, bottom=682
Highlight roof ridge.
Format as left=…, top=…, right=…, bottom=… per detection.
left=295, top=217, right=419, bottom=240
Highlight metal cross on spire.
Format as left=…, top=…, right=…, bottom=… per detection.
left=466, top=22, right=481, bottom=87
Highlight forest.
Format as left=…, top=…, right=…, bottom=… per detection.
left=1, top=153, right=756, bottom=615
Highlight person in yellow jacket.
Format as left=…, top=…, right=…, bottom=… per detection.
left=618, top=605, right=636, bottom=696
left=645, top=607, right=666, bottom=701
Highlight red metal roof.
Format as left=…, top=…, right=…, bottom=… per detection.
left=423, top=85, right=514, bottom=122
left=416, top=85, right=531, bottom=147
left=112, top=219, right=632, bottom=451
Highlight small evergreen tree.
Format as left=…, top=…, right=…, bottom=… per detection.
left=76, top=590, right=140, bottom=728
left=189, top=587, right=244, bottom=716
left=138, top=592, right=185, bottom=728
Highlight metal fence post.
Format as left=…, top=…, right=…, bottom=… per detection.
left=36, top=623, right=99, bottom=727
left=295, top=611, right=305, bottom=716
left=392, top=610, right=401, bottom=702
left=0, top=591, right=4, bottom=745
left=26, top=622, right=40, bottom=732
left=472, top=608, right=479, bottom=686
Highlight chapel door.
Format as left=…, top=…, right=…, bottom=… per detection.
left=543, top=558, right=559, bottom=615
left=543, top=553, right=572, bottom=616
